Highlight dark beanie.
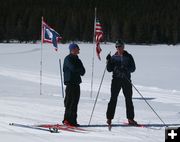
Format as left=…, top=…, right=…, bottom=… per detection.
left=69, top=43, right=79, bottom=51
left=115, top=39, right=124, bottom=47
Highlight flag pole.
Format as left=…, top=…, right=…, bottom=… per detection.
left=40, top=16, right=43, bottom=95
left=59, top=59, right=64, bottom=98
left=90, top=7, right=97, bottom=98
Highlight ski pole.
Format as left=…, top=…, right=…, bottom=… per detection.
left=59, top=59, right=64, bottom=98
left=125, top=77, right=167, bottom=126
left=88, top=65, right=107, bottom=125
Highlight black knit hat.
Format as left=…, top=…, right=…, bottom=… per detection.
left=115, top=39, right=124, bottom=47
left=69, top=43, right=79, bottom=51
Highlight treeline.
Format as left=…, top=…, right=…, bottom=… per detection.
left=0, top=0, right=180, bottom=44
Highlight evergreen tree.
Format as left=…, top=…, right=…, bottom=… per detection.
left=0, top=0, right=180, bottom=44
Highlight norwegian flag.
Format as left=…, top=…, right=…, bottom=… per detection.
left=95, top=19, right=103, bottom=60
left=42, top=20, right=62, bottom=51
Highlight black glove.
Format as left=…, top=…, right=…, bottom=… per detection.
left=106, top=54, right=111, bottom=61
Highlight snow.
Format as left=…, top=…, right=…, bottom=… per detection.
left=0, top=43, right=180, bottom=142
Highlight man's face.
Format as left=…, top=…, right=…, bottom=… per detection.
left=71, top=47, right=80, bottom=55
left=116, top=46, right=124, bottom=53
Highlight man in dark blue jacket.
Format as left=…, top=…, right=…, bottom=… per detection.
left=62, top=43, right=85, bottom=126
left=106, top=40, right=138, bottom=126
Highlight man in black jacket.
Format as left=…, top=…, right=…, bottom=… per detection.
left=106, top=40, right=138, bottom=126
left=62, top=43, right=85, bottom=126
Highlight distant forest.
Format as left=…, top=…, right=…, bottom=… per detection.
left=0, top=0, right=180, bottom=44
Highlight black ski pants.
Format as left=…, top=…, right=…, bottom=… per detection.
left=63, top=84, right=80, bottom=124
left=106, top=78, right=135, bottom=120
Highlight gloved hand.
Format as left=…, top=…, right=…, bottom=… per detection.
left=106, top=54, right=111, bottom=61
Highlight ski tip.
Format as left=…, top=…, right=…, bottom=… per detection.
left=9, top=123, right=14, bottom=125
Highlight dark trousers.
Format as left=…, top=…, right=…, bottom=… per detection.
left=106, top=78, right=135, bottom=120
left=63, top=84, right=80, bottom=124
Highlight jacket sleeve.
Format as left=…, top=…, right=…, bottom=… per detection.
left=76, top=59, right=86, bottom=76
left=106, top=59, right=114, bottom=72
left=128, top=54, right=136, bottom=73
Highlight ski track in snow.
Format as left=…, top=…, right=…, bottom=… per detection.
left=0, top=66, right=180, bottom=105
left=0, top=48, right=40, bottom=55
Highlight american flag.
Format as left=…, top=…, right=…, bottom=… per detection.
left=42, top=20, right=62, bottom=51
left=95, top=19, right=103, bottom=60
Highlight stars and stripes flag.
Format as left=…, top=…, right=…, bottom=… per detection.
left=42, top=19, right=62, bottom=51
left=95, top=19, right=103, bottom=60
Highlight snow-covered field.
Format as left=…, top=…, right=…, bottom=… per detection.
left=0, top=43, right=180, bottom=142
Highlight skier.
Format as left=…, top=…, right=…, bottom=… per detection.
left=106, top=39, right=138, bottom=127
left=62, top=43, right=85, bottom=126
